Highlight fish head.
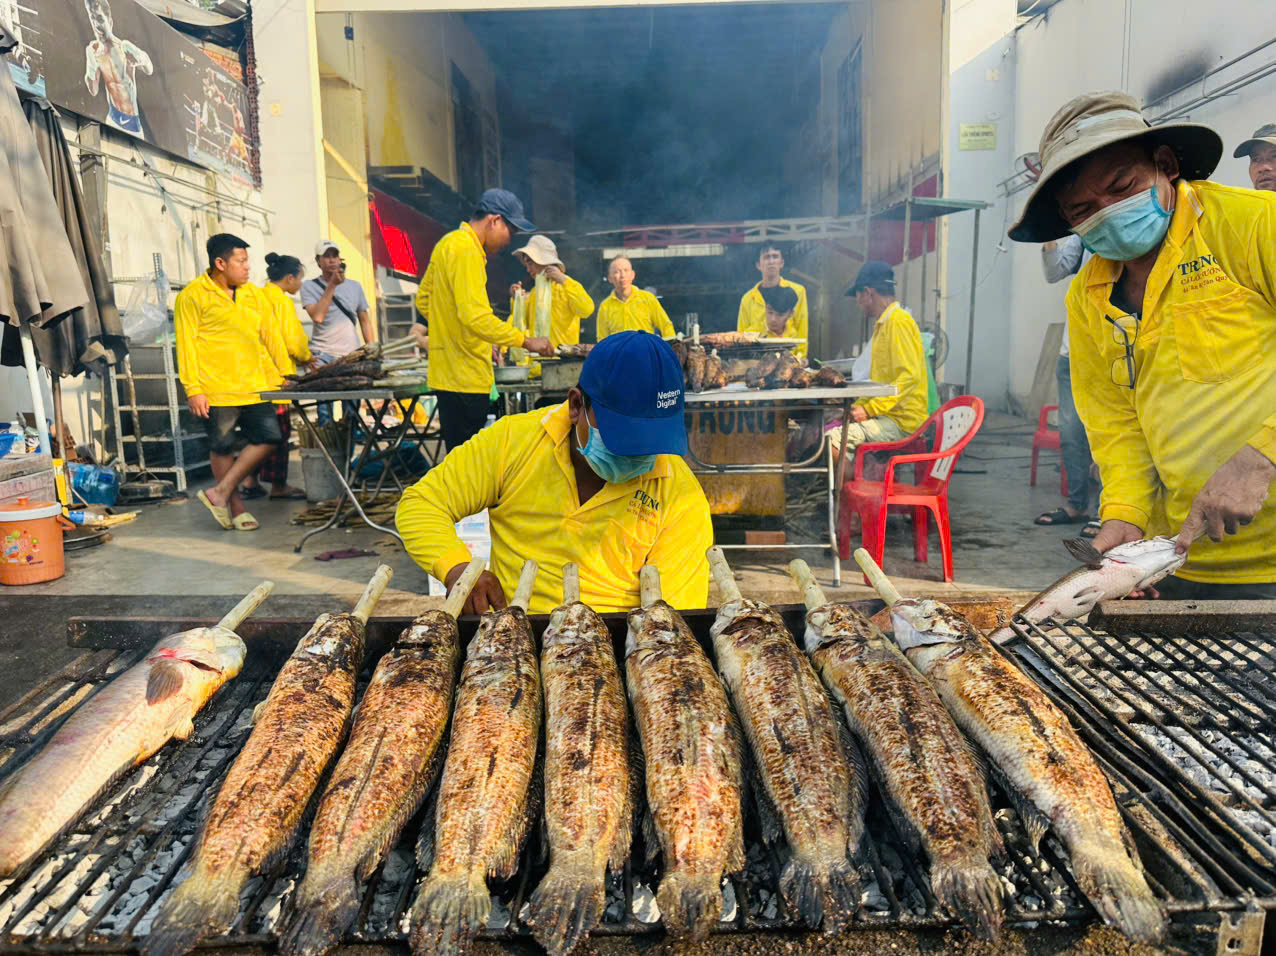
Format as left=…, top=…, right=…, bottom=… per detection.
left=543, top=601, right=604, bottom=652
left=802, top=602, right=879, bottom=656
left=708, top=598, right=782, bottom=647
left=888, top=598, right=981, bottom=666
left=151, top=625, right=247, bottom=680
left=624, top=601, right=680, bottom=661
left=397, top=609, right=460, bottom=651
left=1101, top=535, right=1187, bottom=589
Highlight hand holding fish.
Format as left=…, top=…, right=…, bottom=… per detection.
left=1089, top=518, right=1143, bottom=556
left=1175, top=444, right=1276, bottom=552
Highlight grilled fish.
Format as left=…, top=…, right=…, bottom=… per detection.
left=0, top=583, right=268, bottom=877
left=790, top=559, right=1003, bottom=939
left=526, top=568, right=632, bottom=956
left=279, top=610, right=461, bottom=956
left=625, top=566, right=744, bottom=940
left=890, top=596, right=1166, bottom=943
left=409, top=561, right=542, bottom=956
left=707, top=549, right=861, bottom=933
left=989, top=537, right=1186, bottom=644
left=143, top=568, right=393, bottom=956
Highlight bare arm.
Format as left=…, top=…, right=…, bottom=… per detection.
left=84, top=44, right=99, bottom=95
left=358, top=310, right=375, bottom=345
left=124, top=40, right=153, bottom=76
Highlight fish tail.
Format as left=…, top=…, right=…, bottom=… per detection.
left=655, top=869, right=722, bottom=940
left=524, top=861, right=606, bottom=956
left=931, top=859, right=1005, bottom=941
left=408, top=871, right=489, bottom=956
left=277, top=873, right=359, bottom=956
left=141, top=871, right=240, bottom=956
left=1071, top=846, right=1166, bottom=944
left=778, top=856, right=860, bottom=934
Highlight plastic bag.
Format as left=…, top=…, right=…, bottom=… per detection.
left=532, top=272, right=552, bottom=339
left=120, top=270, right=171, bottom=345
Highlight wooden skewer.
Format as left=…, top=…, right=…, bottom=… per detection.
left=853, top=548, right=904, bottom=607
left=511, top=560, right=538, bottom=610
left=216, top=581, right=276, bottom=630
left=351, top=564, right=395, bottom=624
left=639, top=565, right=662, bottom=608
left=706, top=546, right=742, bottom=603
left=442, top=558, right=486, bottom=619
left=562, top=564, right=580, bottom=604
left=787, top=560, right=827, bottom=611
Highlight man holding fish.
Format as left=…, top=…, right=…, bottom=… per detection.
left=1009, top=92, right=1276, bottom=599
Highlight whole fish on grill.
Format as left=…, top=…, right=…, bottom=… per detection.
left=988, top=537, right=1186, bottom=644
left=856, top=550, right=1166, bottom=944
left=0, top=584, right=270, bottom=878
left=685, top=344, right=709, bottom=393
left=625, top=565, right=744, bottom=940
left=790, top=560, right=1004, bottom=940
left=525, top=565, right=632, bottom=956
left=143, top=567, right=394, bottom=956
left=810, top=365, right=847, bottom=388
left=409, top=561, right=542, bottom=956
left=707, top=550, right=862, bottom=933
left=278, top=561, right=483, bottom=956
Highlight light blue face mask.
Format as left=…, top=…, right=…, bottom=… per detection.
left=578, top=421, right=657, bottom=484
left=1073, top=176, right=1172, bottom=261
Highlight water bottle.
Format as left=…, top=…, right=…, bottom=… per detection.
left=68, top=463, right=120, bottom=506
left=483, top=414, right=497, bottom=430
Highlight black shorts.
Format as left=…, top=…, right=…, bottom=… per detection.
left=205, top=402, right=283, bottom=455
left=434, top=390, right=493, bottom=451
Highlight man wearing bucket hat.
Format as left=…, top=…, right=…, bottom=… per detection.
left=508, top=234, right=595, bottom=354
left=396, top=331, right=712, bottom=615
left=1009, top=91, right=1276, bottom=599
left=1234, top=124, right=1276, bottom=192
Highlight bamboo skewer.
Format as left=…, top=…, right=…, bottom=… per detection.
left=706, top=546, right=742, bottom=603
left=787, top=559, right=828, bottom=611
left=639, top=565, right=662, bottom=608
left=216, top=581, right=276, bottom=630
left=853, top=548, right=904, bottom=607
left=352, top=565, right=395, bottom=623
left=442, top=558, right=487, bottom=619
left=562, top=564, right=580, bottom=604
left=511, top=560, right=539, bottom=610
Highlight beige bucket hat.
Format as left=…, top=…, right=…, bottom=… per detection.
left=1008, top=91, right=1222, bottom=243
left=512, top=234, right=563, bottom=267
left=1234, top=123, right=1276, bottom=158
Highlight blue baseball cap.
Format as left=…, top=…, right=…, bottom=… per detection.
left=475, top=188, right=535, bottom=233
left=578, top=331, right=688, bottom=456
left=847, top=259, right=896, bottom=295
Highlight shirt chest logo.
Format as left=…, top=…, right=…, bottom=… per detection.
left=626, top=489, right=661, bottom=523
left=1176, top=254, right=1228, bottom=295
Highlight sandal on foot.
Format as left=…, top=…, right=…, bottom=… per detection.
left=239, top=485, right=267, bottom=500
left=197, top=490, right=233, bottom=530
left=1035, top=507, right=1089, bottom=526
left=1080, top=520, right=1102, bottom=539
left=232, top=512, right=260, bottom=531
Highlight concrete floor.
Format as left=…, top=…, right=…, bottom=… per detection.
left=3, top=412, right=1086, bottom=709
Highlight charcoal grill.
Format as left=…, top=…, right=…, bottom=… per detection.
left=0, top=603, right=1269, bottom=952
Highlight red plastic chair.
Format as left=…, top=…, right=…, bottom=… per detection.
left=838, top=396, right=985, bottom=582
left=1030, top=404, right=1067, bottom=496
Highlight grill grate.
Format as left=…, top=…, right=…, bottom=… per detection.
left=0, top=612, right=1268, bottom=951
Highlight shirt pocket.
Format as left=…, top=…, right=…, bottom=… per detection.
left=598, top=519, right=656, bottom=581
left=1172, top=288, right=1264, bottom=384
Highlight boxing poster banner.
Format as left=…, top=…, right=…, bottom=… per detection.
left=2, top=0, right=256, bottom=184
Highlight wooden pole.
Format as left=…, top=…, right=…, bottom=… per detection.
left=352, top=564, right=395, bottom=623
left=853, top=548, right=903, bottom=606
left=788, top=559, right=828, bottom=611
left=442, top=558, right=486, bottom=619
left=216, top=581, right=276, bottom=630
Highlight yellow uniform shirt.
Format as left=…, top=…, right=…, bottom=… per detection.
left=175, top=273, right=288, bottom=407
left=596, top=288, right=675, bottom=340
left=418, top=222, right=527, bottom=394
left=736, top=278, right=809, bottom=358
left=256, top=282, right=311, bottom=376
left=522, top=276, right=595, bottom=377
left=859, top=302, right=927, bottom=434
left=1068, top=179, right=1276, bottom=584
left=396, top=401, right=713, bottom=613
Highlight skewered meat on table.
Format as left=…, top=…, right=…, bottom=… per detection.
left=684, top=344, right=710, bottom=393
left=811, top=366, right=847, bottom=387
left=288, top=375, right=376, bottom=392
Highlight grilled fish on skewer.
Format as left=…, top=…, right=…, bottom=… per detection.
left=409, top=561, right=542, bottom=956
left=525, top=565, right=632, bottom=956
left=625, top=565, right=744, bottom=940
left=707, top=549, right=861, bottom=933
left=0, top=583, right=270, bottom=877
left=143, top=567, right=394, bottom=956
left=789, top=560, right=1004, bottom=939
left=685, top=344, right=709, bottom=393
left=988, top=537, right=1186, bottom=644
left=856, top=550, right=1166, bottom=944
left=279, top=560, right=484, bottom=956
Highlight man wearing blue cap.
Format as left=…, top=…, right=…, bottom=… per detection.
left=416, top=188, right=555, bottom=450
left=396, top=331, right=713, bottom=614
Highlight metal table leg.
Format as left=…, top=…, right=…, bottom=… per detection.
left=831, top=399, right=854, bottom=587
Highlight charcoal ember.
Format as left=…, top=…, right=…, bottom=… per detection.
left=288, top=375, right=375, bottom=392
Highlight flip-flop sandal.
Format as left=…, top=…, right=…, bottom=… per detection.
left=239, top=485, right=267, bottom=500
left=269, top=487, right=308, bottom=500
left=232, top=512, right=260, bottom=531
left=197, top=490, right=233, bottom=530
left=1080, top=520, right=1102, bottom=539
left=1035, top=507, right=1089, bottom=526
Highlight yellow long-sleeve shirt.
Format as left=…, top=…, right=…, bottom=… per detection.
left=596, top=288, right=675, bottom=340
left=256, top=282, right=311, bottom=375
left=175, top=273, right=287, bottom=406
left=859, top=302, right=927, bottom=433
left=736, top=278, right=809, bottom=358
left=1068, top=179, right=1276, bottom=584
left=521, top=276, right=595, bottom=377
left=418, top=222, right=527, bottom=393
left=395, top=401, right=713, bottom=613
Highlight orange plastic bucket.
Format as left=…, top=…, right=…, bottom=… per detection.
left=0, top=497, right=65, bottom=585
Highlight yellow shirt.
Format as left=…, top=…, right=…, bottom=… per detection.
left=256, top=282, right=311, bottom=376
left=175, top=273, right=288, bottom=407
left=522, top=276, right=596, bottom=377
left=396, top=401, right=713, bottom=613
left=736, top=278, right=809, bottom=358
left=859, top=301, right=927, bottom=433
left=418, top=222, right=527, bottom=394
left=1068, top=179, right=1276, bottom=584
left=596, top=288, right=675, bottom=340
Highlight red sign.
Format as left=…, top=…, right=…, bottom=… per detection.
left=369, top=189, right=446, bottom=279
